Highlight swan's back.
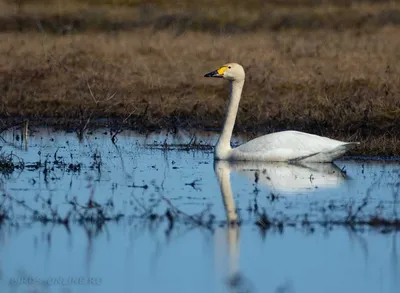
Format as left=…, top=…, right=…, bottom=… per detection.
left=231, top=130, right=357, bottom=162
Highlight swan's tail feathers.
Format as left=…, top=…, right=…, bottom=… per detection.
left=318, top=142, right=358, bottom=162
left=290, top=142, right=360, bottom=163
left=336, top=142, right=360, bottom=156
left=343, top=141, right=360, bottom=150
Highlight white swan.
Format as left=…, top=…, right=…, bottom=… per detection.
left=204, top=63, right=359, bottom=163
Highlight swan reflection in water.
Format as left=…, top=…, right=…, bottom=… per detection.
left=213, top=160, right=349, bottom=290
left=220, top=160, right=349, bottom=195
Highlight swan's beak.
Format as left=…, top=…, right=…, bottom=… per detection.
left=204, top=69, right=223, bottom=78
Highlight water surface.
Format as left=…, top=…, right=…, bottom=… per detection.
left=0, top=127, right=399, bottom=293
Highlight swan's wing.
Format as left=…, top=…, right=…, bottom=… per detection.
left=233, top=130, right=355, bottom=161
left=236, top=131, right=343, bottom=152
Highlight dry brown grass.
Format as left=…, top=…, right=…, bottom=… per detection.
left=3, top=0, right=400, bottom=33
left=1, top=0, right=400, bottom=155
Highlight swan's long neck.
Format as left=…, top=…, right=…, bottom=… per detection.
left=215, top=79, right=244, bottom=159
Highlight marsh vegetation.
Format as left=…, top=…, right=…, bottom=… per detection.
left=1, top=0, right=400, bottom=155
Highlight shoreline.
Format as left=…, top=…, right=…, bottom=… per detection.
left=1, top=117, right=399, bottom=156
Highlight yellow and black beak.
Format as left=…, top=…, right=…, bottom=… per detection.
left=204, top=70, right=222, bottom=77
left=204, top=70, right=221, bottom=78
left=204, top=66, right=228, bottom=78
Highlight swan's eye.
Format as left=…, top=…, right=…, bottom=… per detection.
left=228, top=66, right=231, bottom=69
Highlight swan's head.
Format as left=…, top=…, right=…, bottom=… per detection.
left=204, top=63, right=245, bottom=81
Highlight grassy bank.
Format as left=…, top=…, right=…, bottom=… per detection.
left=1, top=0, right=400, bottom=155
left=3, top=0, right=400, bottom=33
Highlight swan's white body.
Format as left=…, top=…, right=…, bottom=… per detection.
left=204, top=63, right=358, bottom=163
left=224, top=130, right=356, bottom=163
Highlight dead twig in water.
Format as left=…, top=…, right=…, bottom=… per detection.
left=185, top=179, right=202, bottom=190
left=161, top=196, right=214, bottom=231
left=110, top=109, right=136, bottom=144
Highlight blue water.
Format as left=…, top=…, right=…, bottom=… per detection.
left=0, top=127, right=399, bottom=293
